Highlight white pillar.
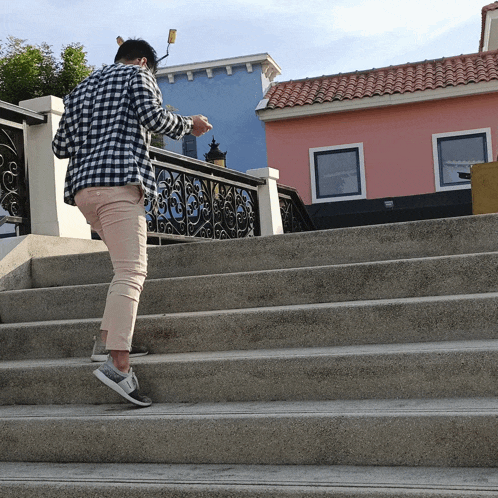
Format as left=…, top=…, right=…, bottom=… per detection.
left=19, top=96, right=91, bottom=239
left=246, top=167, right=284, bottom=236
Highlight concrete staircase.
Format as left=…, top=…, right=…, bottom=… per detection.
left=2, top=214, right=498, bottom=496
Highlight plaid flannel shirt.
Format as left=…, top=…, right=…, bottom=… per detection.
left=52, top=63, right=193, bottom=206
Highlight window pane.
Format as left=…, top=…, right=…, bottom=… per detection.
left=315, top=148, right=361, bottom=198
left=438, top=133, right=487, bottom=187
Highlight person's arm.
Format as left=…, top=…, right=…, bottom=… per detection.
left=190, top=114, right=213, bottom=137
left=130, top=69, right=212, bottom=140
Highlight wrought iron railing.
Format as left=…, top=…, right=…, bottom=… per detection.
left=147, top=147, right=264, bottom=241
left=0, top=126, right=31, bottom=234
left=278, top=184, right=316, bottom=233
left=0, top=101, right=44, bottom=236
left=0, top=99, right=315, bottom=241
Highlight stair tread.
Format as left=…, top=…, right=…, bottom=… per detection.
left=29, top=214, right=498, bottom=290
left=2, top=338, right=498, bottom=370
left=4, top=217, right=498, bottom=480
left=7, top=251, right=498, bottom=324
left=2, top=397, right=498, bottom=419
left=24, top=249, right=498, bottom=291
left=3, top=290, right=498, bottom=329
left=2, top=462, right=498, bottom=491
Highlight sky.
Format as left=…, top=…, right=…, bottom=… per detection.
left=0, top=0, right=492, bottom=82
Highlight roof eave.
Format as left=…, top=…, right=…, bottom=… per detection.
left=256, top=81, right=498, bottom=122
left=156, top=53, right=281, bottom=78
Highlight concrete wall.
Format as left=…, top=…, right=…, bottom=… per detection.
left=264, top=92, right=498, bottom=205
left=157, top=56, right=279, bottom=174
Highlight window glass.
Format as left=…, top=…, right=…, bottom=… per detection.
left=314, top=148, right=361, bottom=199
left=437, top=133, right=487, bottom=188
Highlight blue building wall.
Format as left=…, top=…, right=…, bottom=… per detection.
left=156, top=56, right=279, bottom=174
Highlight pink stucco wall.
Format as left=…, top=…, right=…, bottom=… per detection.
left=265, top=93, right=498, bottom=205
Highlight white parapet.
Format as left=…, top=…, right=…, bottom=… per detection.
left=19, top=96, right=91, bottom=239
left=246, top=167, right=284, bottom=236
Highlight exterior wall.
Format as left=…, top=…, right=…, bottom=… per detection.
left=265, top=92, right=498, bottom=205
left=157, top=64, right=269, bottom=173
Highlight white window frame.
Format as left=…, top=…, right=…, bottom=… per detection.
left=432, top=128, right=492, bottom=192
left=309, top=143, right=366, bottom=204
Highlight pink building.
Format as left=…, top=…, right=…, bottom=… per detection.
left=257, top=2, right=498, bottom=229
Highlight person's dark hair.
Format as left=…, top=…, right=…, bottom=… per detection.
left=114, top=39, right=158, bottom=73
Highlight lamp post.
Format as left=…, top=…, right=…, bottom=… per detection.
left=204, top=137, right=227, bottom=168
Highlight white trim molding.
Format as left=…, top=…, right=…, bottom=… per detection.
left=432, top=128, right=493, bottom=192
left=483, top=8, right=498, bottom=51
left=309, top=143, right=366, bottom=204
left=157, top=53, right=281, bottom=84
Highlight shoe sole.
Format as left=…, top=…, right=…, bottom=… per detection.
left=91, top=352, right=149, bottom=362
left=93, top=369, right=152, bottom=407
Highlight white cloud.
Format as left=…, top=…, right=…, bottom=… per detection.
left=330, top=0, right=484, bottom=38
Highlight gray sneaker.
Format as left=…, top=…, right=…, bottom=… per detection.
left=94, top=357, right=152, bottom=407
left=91, top=336, right=149, bottom=362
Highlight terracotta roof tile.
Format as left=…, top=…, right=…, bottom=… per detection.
left=263, top=50, right=498, bottom=111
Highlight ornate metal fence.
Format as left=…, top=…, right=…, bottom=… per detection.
left=0, top=126, right=29, bottom=234
left=278, top=184, right=316, bottom=233
left=147, top=147, right=264, bottom=241
left=0, top=101, right=44, bottom=236
left=0, top=100, right=315, bottom=241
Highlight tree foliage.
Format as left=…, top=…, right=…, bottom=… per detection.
left=0, top=36, right=93, bottom=104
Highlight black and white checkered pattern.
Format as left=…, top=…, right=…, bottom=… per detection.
left=52, top=63, right=193, bottom=206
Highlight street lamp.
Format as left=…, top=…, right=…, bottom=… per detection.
left=204, top=137, right=227, bottom=168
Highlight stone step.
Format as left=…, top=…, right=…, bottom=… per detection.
left=5, top=215, right=498, bottom=498
left=4, top=251, right=498, bottom=323
left=30, top=213, right=498, bottom=289
left=2, top=398, right=498, bottom=467
left=2, top=462, right=498, bottom=497
left=2, top=340, right=498, bottom=405
left=2, top=292, right=498, bottom=361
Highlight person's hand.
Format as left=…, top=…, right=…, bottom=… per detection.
left=191, top=115, right=213, bottom=137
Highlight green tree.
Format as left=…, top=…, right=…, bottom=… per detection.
left=55, top=43, right=93, bottom=97
left=0, top=36, right=93, bottom=105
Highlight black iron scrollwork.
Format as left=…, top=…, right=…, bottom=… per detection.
left=278, top=186, right=315, bottom=233
left=0, top=127, right=29, bottom=234
left=146, top=148, right=314, bottom=241
left=146, top=164, right=259, bottom=240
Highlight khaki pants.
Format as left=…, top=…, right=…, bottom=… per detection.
left=75, top=185, right=147, bottom=351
